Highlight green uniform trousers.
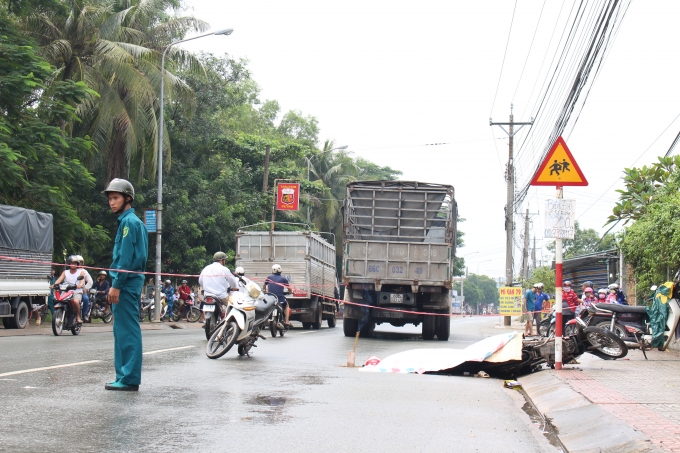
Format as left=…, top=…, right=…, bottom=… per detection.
left=112, top=285, right=143, bottom=386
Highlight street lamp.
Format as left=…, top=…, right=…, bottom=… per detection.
left=306, top=145, right=348, bottom=224
left=153, top=28, right=234, bottom=322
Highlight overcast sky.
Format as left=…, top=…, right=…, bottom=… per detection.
left=179, top=0, right=680, bottom=279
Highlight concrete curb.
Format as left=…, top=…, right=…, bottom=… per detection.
left=521, top=371, right=665, bottom=453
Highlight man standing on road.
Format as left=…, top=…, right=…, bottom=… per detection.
left=104, top=178, right=148, bottom=392
left=523, top=284, right=537, bottom=336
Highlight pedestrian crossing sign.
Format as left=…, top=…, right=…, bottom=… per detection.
left=530, top=136, right=588, bottom=186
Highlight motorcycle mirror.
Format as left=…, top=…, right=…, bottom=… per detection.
left=650, top=285, right=658, bottom=291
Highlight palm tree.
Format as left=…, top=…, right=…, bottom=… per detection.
left=22, top=0, right=208, bottom=181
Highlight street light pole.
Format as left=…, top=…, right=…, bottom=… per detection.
left=153, top=28, right=234, bottom=322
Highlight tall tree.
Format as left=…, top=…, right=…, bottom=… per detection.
left=19, top=0, right=208, bottom=181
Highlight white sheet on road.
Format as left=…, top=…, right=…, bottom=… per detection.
left=360, top=332, right=520, bottom=374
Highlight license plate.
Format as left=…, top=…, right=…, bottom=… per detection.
left=203, top=305, right=215, bottom=312
left=390, top=294, right=404, bottom=303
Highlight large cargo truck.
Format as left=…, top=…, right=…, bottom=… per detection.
left=235, top=230, right=338, bottom=329
left=0, top=205, right=54, bottom=329
left=341, top=181, right=456, bottom=340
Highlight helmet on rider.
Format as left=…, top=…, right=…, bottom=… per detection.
left=584, top=287, right=594, bottom=294
left=66, top=255, right=79, bottom=265
left=102, top=178, right=135, bottom=201
left=234, top=267, right=245, bottom=276
left=99, top=271, right=107, bottom=277
left=608, top=283, right=619, bottom=291
left=563, top=281, right=572, bottom=286
left=165, top=279, right=171, bottom=285
left=181, top=279, right=187, bottom=284
left=272, top=264, right=282, bottom=274
left=213, top=251, right=227, bottom=262
left=536, top=282, right=544, bottom=289
left=583, top=280, right=593, bottom=288
left=75, top=255, right=84, bottom=265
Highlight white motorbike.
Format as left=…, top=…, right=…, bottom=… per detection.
left=206, top=281, right=278, bottom=359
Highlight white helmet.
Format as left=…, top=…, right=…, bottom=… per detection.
left=234, top=266, right=245, bottom=276
left=608, top=283, right=619, bottom=290
left=272, top=264, right=282, bottom=274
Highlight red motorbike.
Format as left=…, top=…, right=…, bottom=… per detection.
left=52, top=276, right=84, bottom=336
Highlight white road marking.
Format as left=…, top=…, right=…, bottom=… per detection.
left=0, top=360, right=102, bottom=377
left=143, top=345, right=195, bottom=355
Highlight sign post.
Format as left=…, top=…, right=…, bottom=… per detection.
left=143, top=209, right=157, bottom=233
left=499, top=287, right=523, bottom=316
left=530, top=136, right=587, bottom=370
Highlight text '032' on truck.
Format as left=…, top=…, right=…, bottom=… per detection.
left=235, top=229, right=339, bottom=329
left=0, top=205, right=54, bottom=329
left=342, top=181, right=456, bottom=340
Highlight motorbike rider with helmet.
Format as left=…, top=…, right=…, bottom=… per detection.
left=562, top=280, right=580, bottom=324
left=607, top=283, right=628, bottom=305
left=103, top=178, right=148, bottom=391
left=178, top=280, right=191, bottom=310
left=233, top=267, right=253, bottom=294
left=53, top=255, right=86, bottom=324
left=93, top=271, right=111, bottom=315
left=265, top=264, right=291, bottom=328
left=199, top=251, right=239, bottom=311
left=162, top=279, right=175, bottom=320
left=75, top=255, right=94, bottom=322
left=580, top=280, right=594, bottom=300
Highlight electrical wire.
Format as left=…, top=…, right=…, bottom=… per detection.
left=512, top=0, right=547, bottom=103
left=489, top=0, right=518, bottom=117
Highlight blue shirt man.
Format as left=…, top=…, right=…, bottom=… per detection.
left=104, top=179, right=148, bottom=392
left=265, top=264, right=291, bottom=326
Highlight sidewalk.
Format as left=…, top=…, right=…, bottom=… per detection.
left=522, top=348, right=680, bottom=453
left=0, top=319, right=205, bottom=337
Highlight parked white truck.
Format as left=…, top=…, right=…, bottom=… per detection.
left=235, top=229, right=338, bottom=329
left=342, top=181, right=457, bottom=340
left=0, top=205, right=53, bottom=329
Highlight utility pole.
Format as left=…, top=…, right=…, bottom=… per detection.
left=531, top=236, right=537, bottom=273
left=262, top=144, right=271, bottom=193
left=490, top=104, right=533, bottom=326
left=522, top=209, right=530, bottom=279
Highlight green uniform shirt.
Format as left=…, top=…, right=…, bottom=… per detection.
left=110, top=208, right=148, bottom=290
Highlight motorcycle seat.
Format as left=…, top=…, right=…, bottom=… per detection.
left=594, top=303, right=647, bottom=314
left=254, top=294, right=277, bottom=316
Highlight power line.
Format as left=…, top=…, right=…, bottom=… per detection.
left=489, top=0, right=518, bottom=117
left=512, top=0, right=547, bottom=103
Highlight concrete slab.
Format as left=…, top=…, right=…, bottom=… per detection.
left=521, top=369, right=665, bottom=453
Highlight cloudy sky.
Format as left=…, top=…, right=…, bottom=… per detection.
left=179, top=0, right=680, bottom=279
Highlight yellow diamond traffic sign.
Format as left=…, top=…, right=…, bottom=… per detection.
left=530, top=136, right=588, bottom=186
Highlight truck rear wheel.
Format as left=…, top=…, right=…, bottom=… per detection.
left=327, top=312, right=336, bottom=328
left=312, top=299, right=323, bottom=330
left=436, top=315, right=450, bottom=341
left=422, top=314, right=436, bottom=340
left=3, top=317, right=15, bottom=329
left=343, top=318, right=358, bottom=337
left=14, top=301, right=29, bottom=329
left=360, top=321, right=374, bottom=338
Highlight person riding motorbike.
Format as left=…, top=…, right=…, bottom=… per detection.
left=163, top=280, right=175, bottom=320
left=597, top=288, right=608, bottom=302
left=178, top=279, right=191, bottom=311
left=265, top=264, right=291, bottom=328
left=75, top=255, right=94, bottom=322
left=577, top=287, right=597, bottom=314
left=199, top=251, right=239, bottom=312
left=53, top=255, right=86, bottom=324
left=562, top=281, right=580, bottom=324
left=580, top=280, right=594, bottom=300
left=233, top=267, right=253, bottom=294
left=93, top=270, right=111, bottom=315
left=606, top=283, right=628, bottom=305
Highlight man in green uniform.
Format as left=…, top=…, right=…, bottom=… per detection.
left=103, top=179, right=148, bottom=391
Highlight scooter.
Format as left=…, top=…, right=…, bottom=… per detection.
left=86, top=288, right=113, bottom=323
left=206, top=281, right=278, bottom=359
left=203, top=295, right=225, bottom=340
left=267, top=287, right=288, bottom=337
left=170, top=296, right=201, bottom=323
left=538, top=303, right=577, bottom=337
left=52, top=276, right=84, bottom=336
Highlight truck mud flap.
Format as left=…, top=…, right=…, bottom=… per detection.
left=371, top=309, right=419, bottom=321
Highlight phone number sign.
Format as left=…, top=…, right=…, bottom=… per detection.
left=499, top=287, right=523, bottom=316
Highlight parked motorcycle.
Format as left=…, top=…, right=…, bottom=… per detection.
left=538, top=303, right=577, bottom=337
left=139, top=295, right=166, bottom=322
left=206, top=281, right=278, bottom=359
left=52, top=276, right=84, bottom=336
left=85, top=288, right=113, bottom=323
left=170, top=297, right=201, bottom=323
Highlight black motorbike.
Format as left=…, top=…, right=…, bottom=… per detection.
left=169, top=297, right=201, bottom=323
left=86, top=288, right=113, bottom=323
left=52, top=276, right=84, bottom=336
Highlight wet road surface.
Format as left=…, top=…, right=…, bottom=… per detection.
left=0, top=316, right=558, bottom=452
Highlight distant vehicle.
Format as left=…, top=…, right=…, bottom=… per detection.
left=341, top=181, right=457, bottom=340
left=0, top=205, right=53, bottom=329
left=235, top=228, right=338, bottom=329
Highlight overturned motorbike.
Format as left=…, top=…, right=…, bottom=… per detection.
left=206, top=281, right=278, bottom=359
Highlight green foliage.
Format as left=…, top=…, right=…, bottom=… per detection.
left=519, top=266, right=556, bottom=295
left=547, top=221, right=615, bottom=259
left=0, top=14, right=106, bottom=256
left=453, top=274, right=499, bottom=307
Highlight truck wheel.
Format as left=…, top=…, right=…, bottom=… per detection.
left=360, top=321, right=374, bottom=338
left=312, top=300, right=323, bottom=329
left=343, top=318, right=358, bottom=337
left=302, top=322, right=312, bottom=330
left=436, top=315, right=450, bottom=341
left=3, top=317, right=15, bottom=329
left=14, top=301, right=29, bottom=329
left=422, top=314, right=436, bottom=340
left=327, top=312, right=337, bottom=328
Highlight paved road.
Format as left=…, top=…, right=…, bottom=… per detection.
left=0, top=317, right=558, bottom=453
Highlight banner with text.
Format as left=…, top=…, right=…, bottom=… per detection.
left=499, top=287, right=523, bottom=316
left=276, top=183, right=300, bottom=211
left=544, top=198, right=575, bottom=239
